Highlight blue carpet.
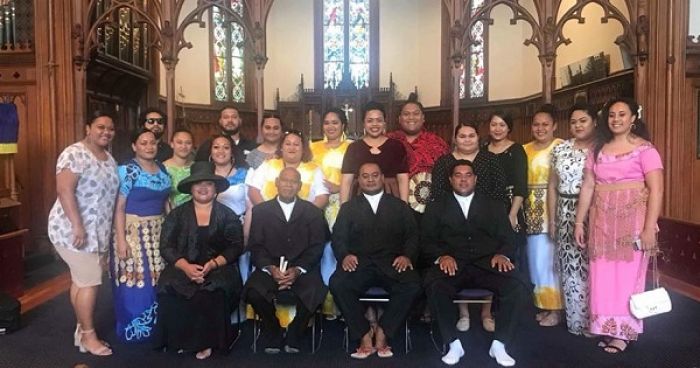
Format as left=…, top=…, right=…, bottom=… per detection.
left=1, top=282, right=699, bottom=368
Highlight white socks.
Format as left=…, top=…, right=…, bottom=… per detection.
left=441, top=339, right=465, bottom=365
left=489, top=340, right=516, bottom=367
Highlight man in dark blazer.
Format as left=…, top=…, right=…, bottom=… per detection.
left=330, top=162, right=422, bottom=359
left=245, top=167, right=328, bottom=354
left=422, top=159, right=527, bottom=367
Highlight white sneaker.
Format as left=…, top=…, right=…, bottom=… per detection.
left=441, top=340, right=465, bottom=365
left=456, top=317, right=470, bottom=332
left=489, top=340, right=516, bottom=367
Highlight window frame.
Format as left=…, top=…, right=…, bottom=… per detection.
left=313, top=0, right=379, bottom=90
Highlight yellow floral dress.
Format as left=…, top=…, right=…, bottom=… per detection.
left=523, top=138, right=564, bottom=310
left=310, top=139, right=351, bottom=317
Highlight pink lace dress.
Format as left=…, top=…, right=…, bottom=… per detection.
left=586, top=143, right=663, bottom=340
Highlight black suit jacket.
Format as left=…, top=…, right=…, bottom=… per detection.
left=332, top=193, right=419, bottom=282
left=421, top=192, right=517, bottom=283
left=246, top=197, right=328, bottom=311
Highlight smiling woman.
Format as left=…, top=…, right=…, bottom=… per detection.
left=110, top=128, right=171, bottom=344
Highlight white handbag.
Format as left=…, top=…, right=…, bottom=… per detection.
left=629, top=254, right=672, bottom=319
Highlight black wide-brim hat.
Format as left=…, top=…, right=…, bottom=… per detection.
left=177, top=161, right=230, bottom=194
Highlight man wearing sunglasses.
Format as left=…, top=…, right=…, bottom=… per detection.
left=195, top=106, right=258, bottom=162
left=139, top=108, right=173, bottom=163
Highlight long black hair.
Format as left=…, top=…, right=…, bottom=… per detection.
left=594, top=97, right=651, bottom=159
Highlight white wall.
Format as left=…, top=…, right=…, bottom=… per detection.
left=159, top=0, right=211, bottom=104
left=379, top=0, right=442, bottom=106
left=555, top=0, right=628, bottom=88
left=264, top=0, right=315, bottom=109
left=487, top=2, right=542, bottom=100
left=691, top=0, right=700, bottom=38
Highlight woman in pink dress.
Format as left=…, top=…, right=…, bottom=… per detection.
left=574, top=97, right=663, bottom=354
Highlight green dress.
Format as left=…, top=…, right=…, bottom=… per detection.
left=165, top=164, right=192, bottom=208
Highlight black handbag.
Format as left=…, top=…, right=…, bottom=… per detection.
left=0, top=292, right=21, bottom=334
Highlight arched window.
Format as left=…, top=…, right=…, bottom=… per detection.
left=211, top=1, right=246, bottom=103
left=460, top=0, right=487, bottom=100
left=317, top=0, right=377, bottom=89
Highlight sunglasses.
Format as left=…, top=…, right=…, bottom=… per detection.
left=284, top=129, right=304, bottom=138
left=145, top=118, right=166, bottom=125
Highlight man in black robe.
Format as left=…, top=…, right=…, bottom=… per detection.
left=330, top=162, right=422, bottom=359
left=422, top=159, right=527, bottom=367
left=244, top=167, right=328, bottom=354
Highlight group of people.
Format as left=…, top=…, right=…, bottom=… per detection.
left=47, top=96, right=663, bottom=366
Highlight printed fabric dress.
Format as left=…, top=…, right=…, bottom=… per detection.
left=551, top=139, right=590, bottom=334
left=524, top=138, right=564, bottom=310
left=310, top=139, right=351, bottom=316
left=111, top=160, right=171, bottom=343
left=165, top=164, right=191, bottom=208
left=586, top=143, right=663, bottom=341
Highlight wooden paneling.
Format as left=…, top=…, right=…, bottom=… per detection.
left=640, top=0, right=700, bottom=224
left=424, top=70, right=634, bottom=145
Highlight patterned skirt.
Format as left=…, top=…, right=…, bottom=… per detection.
left=111, top=214, right=164, bottom=343
left=588, top=182, right=650, bottom=340
left=556, top=194, right=590, bottom=335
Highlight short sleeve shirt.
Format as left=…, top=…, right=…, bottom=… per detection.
left=48, top=142, right=119, bottom=253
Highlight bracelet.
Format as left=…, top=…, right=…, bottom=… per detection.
left=211, top=258, right=220, bottom=268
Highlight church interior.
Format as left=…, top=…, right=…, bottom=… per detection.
left=1, top=0, right=700, bottom=367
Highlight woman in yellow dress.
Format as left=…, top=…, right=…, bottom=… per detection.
left=523, top=104, right=564, bottom=327
left=310, top=108, right=352, bottom=318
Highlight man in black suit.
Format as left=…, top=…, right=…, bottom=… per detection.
left=422, top=159, right=527, bottom=367
left=330, top=162, right=422, bottom=359
left=245, top=167, right=328, bottom=354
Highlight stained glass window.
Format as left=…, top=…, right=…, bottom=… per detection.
left=322, top=0, right=371, bottom=89
left=211, top=0, right=245, bottom=103
left=460, top=0, right=487, bottom=99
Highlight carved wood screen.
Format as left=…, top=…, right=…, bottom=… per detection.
left=0, top=0, right=33, bottom=53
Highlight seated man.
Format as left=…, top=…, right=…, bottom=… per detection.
left=330, top=162, right=422, bottom=359
left=422, top=160, right=527, bottom=367
left=244, top=167, right=328, bottom=354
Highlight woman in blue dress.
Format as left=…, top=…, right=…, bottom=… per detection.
left=112, top=129, right=171, bottom=343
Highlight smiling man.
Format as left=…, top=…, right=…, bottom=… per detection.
left=422, top=160, right=527, bottom=367
left=387, top=99, right=449, bottom=214
left=245, top=167, right=328, bottom=354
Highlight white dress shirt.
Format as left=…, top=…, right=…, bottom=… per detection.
left=453, top=191, right=474, bottom=219
left=362, top=191, right=384, bottom=214
left=277, top=197, right=296, bottom=221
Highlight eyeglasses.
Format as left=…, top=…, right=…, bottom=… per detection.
left=145, top=118, right=166, bottom=125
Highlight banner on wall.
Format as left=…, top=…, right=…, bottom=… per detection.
left=0, top=103, right=19, bottom=154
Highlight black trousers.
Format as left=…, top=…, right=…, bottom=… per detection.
left=330, top=263, right=422, bottom=343
left=425, top=264, right=527, bottom=345
left=245, top=288, right=314, bottom=349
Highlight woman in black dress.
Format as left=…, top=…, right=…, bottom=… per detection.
left=484, top=112, right=529, bottom=277
left=340, top=101, right=409, bottom=203
left=154, top=161, right=244, bottom=360
left=430, top=122, right=507, bottom=332
left=431, top=122, right=507, bottom=203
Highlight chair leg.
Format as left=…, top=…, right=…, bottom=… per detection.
left=404, top=321, right=411, bottom=354
left=252, top=315, right=259, bottom=353
left=343, top=326, right=349, bottom=353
